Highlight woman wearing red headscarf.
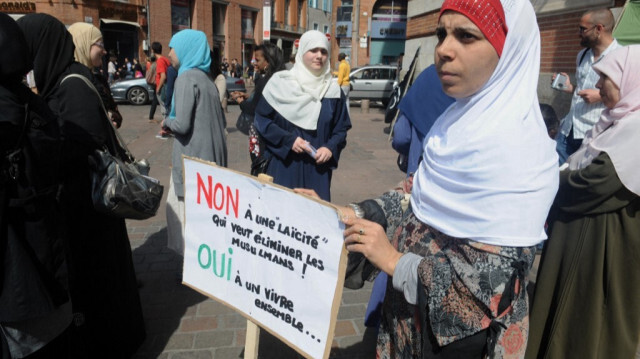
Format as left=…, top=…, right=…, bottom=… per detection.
left=297, top=0, right=558, bottom=357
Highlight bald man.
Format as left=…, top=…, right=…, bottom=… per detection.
left=554, top=8, right=620, bottom=165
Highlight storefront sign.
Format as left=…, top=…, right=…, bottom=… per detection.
left=360, top=36, right=368, bottom=48
left=263, top=0, right=271, bottom=40
left=370, top=21, right=406, bottom=39
left=335, top=21, right=351, bottom=38
left=0, top=1, right=35, bottom=13
left=182, top=158, right=347, bottom=359
left=339, top=38, right=351, bottom=48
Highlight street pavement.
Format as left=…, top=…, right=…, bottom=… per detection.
left=118, top=98, right=404, bottom=359
left=115, top=96, right=640, bottom=359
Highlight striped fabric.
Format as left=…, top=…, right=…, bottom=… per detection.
left=559, top=39, right=622, bottom=139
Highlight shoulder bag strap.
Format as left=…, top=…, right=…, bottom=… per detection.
left=3, top=100, right=33, bottom=182
left=60, top=74, right=135, bottom=162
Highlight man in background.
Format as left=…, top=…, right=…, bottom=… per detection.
left=336, top=52, right=350, bottom=114
left=554, top=8, right=619, bottom=164
left=148, top=41, right=170, bottom=122
left=285, top=53, right=295, bottom=70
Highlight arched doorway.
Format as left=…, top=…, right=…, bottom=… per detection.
left=101, top=19, right=140, bottom=70
left=369, top=0, right=406, bottom=65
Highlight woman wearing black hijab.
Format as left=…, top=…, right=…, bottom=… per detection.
left=1, top=12, right=71, bottom=358
left=16, top=14, right=145, bottom=358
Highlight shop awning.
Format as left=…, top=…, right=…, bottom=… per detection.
left=613, top=0, right=640, bottom=45
left=240, top=5, right=260, bottom=12
left=100, top=18, right=141, bottom=28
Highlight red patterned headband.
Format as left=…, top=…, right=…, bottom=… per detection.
left=439, top=0, right=507, bottom=57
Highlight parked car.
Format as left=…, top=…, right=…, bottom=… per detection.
left=110, top=78, right=154, bottom=105
left=349, top=65, right=398, bottom=106
left=110, top=75, right=247, bottom=105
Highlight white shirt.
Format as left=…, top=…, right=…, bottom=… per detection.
left=108, top=61, right=116, bottom=74
left=559, top=39, right=621, bottom=139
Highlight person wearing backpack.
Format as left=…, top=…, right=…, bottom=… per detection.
left=1, top=13, right=71, bottom=358
left=145, top=55, right=156, bottom=86
left=145, top=55, right=157, bottom=120
left=148, top=42, right=170, bottom=122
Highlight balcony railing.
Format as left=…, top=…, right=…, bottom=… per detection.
left=271, top=21, right=305, bottom=34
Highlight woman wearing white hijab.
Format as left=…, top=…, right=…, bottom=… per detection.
left=255, top=30, right=351, bottom=201
left=298, top=0, right=558, bottom=357
left=527, top=45, right=640, bottom=359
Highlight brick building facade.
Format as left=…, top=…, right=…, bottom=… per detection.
left=2, top=0, right=304, bottom=73
left=403, top=0, right=627, bottom=116
left=331, top=0, right=408, bottom=69
left=2, top=0, right=147, bottom=65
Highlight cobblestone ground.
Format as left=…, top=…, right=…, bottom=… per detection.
left=117, top=99, right=403, bottom=358
left=116, top=98, right=640, bottom=359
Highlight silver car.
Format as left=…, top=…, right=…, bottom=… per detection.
left=349, top=65, right=398, bottom=106
left=110, top=78, right=155, bottom=105
left=110, top=75, right=247, bottom=105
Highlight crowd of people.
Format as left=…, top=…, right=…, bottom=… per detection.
left=2, top=0, right=640, bottom=357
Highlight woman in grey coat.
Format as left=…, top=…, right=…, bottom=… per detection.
left=163, top=29, right=228, bottom=256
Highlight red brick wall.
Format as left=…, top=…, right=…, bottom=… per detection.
left=31, top=1, right=147, bottom=60
left=192, top=0, right=213, bottom=47
left=226, top=3, right=244, bottom=60
left=406, top=11, right=439, bottom=39
left=33, top=1, right=89, bottom=25
left=538, top=11, right=585, bottom=74
left=148, top=1, right=173, bottom=56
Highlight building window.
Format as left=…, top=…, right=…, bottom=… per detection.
left=298, top=0, right=304, bottom=27
left=323, top=25, right=329, bottom=33
left=285, top=0, right=290, bottom=24
left=313, top=23, right=319, bottom=30
left=336, top=6, right=351, bottom=21
left=241, top=10, right=255, bottom=39
left=171, top=0, right=191, bottom=35
left=308, top=0, right=318, bottom=9
left=212, top=3, right=226, bottom=36
left=322, top=0, right=331, bottom=12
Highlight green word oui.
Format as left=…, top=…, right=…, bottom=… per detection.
left=198, top=244, right=233, bottom=281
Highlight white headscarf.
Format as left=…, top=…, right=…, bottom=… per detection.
left=410, top=0, right=559, bottom=247
left=567, top=45, right=640, bottom=196
left=262, top=30, right=341, bottom=130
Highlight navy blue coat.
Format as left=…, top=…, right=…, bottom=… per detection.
left=254, top=93, right=351, bottom=201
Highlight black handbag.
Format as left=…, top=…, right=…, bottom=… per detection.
left=88, top=149, right=163, bottom=220
left=235, top=111, right=253, bottom=136
left=397, top=153, right=408, bottom=173
left=250, top=154, right=270, bottom=176
left=248, top=123, right=270, bottom=176
left=62, top=74, right=164, bottom=220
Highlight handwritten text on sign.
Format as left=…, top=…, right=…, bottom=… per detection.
left=182, top=158, right=346, bottom=359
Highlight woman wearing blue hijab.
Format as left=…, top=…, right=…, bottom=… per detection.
left=163, top=30, right=228, bottom=256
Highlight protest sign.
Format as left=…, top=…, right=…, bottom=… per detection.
left=181, top=157, right=348, bottom=359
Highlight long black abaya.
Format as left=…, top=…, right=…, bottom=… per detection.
left=17, top=14, right=145, bottom=358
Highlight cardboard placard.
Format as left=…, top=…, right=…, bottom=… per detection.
left=181, top=157, right=347, bottom=359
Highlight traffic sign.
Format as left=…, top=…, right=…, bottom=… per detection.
left=294, top=39, right=300, bottom=48
left=325, top=33, right=331, bottom=41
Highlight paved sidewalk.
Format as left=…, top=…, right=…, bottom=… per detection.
left=118, top=102, right=404, bottom=358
